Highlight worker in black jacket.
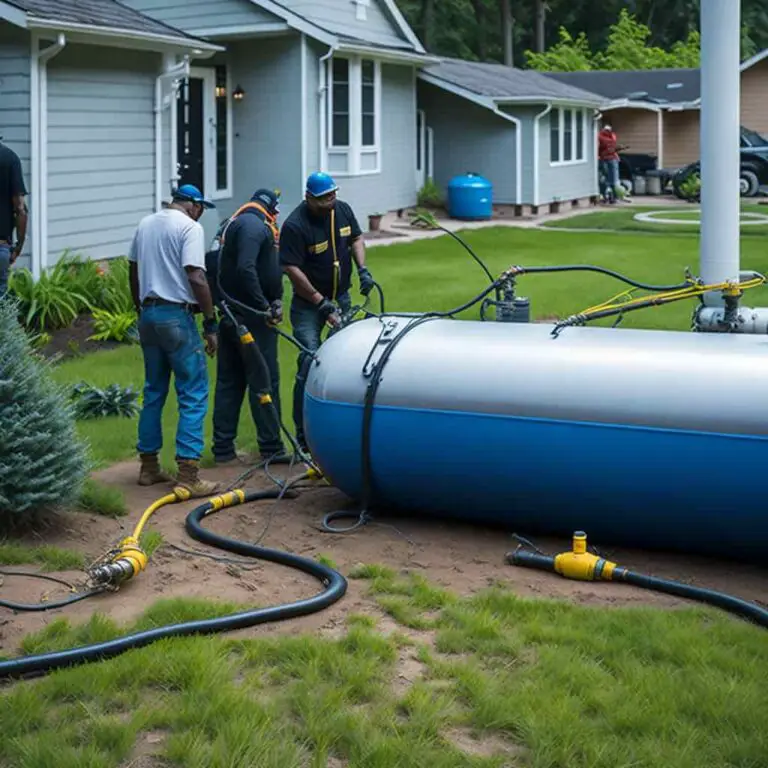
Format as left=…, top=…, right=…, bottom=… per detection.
left=210, top=189, right=289, bottom=465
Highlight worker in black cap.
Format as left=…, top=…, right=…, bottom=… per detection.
left=209, top=189, right=289, bottom=466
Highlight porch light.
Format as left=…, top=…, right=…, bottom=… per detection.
left=215, top=84, right=227, bottom=98
left=233, top=85, right=245, bottom=101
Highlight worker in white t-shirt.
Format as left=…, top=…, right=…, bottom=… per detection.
left=127, top=184, right=220, bottom=497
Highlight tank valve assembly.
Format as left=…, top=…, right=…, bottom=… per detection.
left=480, top=274, right=531, bottom=323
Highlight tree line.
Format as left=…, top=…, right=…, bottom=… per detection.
left=398, top=0, right=768, bottom=70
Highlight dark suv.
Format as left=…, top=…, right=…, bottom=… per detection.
left=672, top=126, right=768, bottom=200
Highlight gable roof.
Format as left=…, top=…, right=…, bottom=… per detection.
left=253, top=0, right=427, bottom=56
left=1, top=0, right=221, bottom=52
left=420, top=57, right=605, bottom=107
left=545, top=68, right=700, bottom=106
left=740, top=47, right=768, bottom=72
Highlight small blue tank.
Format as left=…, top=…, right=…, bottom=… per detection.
left=447, top=173, right=493, bottom=220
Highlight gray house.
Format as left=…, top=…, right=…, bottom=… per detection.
left=0, top=0, right=436, bottom=276
left=417, top=58, right=606, bottom=213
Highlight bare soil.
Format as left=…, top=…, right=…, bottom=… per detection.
left=1, top=460, right=767, bottom=657
left=39, top=314, right=123, bottom=361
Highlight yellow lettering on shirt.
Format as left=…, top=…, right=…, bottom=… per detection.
left=339, top=226, right=352, bottom=237
left=308, top=241, right=329, bottom=254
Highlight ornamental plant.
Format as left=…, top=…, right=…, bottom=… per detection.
left=0, top=297, right=88, bottom=528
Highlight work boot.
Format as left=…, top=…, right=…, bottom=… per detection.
left=215, top=450, right=256, bottom=468
left=138, top=453, right=175, bottom=487
left=174, top=458, right=220, bottom=498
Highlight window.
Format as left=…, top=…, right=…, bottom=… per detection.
left=214, top=65, right=229, bottom=193
left=550, top=107, right=587, bottom=166
left=326, top=56, right=381, bottom=176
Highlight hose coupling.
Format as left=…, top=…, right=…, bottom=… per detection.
left=88, top=537, right=148, bottom=588
left=553, top=531, right=619, bottom=582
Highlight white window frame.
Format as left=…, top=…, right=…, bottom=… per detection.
left=549, top=107, right=588, bottom=167
left=189, top=65, right=233, bottom=200
left=326, top=55, right=382, bottom=177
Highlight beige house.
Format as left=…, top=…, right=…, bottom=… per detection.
left=548, top=50, right=768, bottom=169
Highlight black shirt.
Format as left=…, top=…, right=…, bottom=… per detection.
left=0, top=143, right=27, bottom=242
left=215, top=209, right=283, bottom=313
left=279, top=200, right=362, bottom=300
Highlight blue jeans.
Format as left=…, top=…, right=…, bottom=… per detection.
left=137, top=304, right=209, bottom=461
left=290, top=291, right=351, bottom=446
left=0, top=244, right=10, bottom=299
left=599, top=159, right=620, bottom=200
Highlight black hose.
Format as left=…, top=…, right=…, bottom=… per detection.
left=506, top=550, right=768, bottom=629
left=0, top=490, right=347, bottom=680
left=509, top=264, right=694, bottom=292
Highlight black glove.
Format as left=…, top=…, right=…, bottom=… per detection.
left=316, top=298, right=337, bottom=322
left=268, top=300, right=283, bottom=325
left=358, top=267, right=375, bottom=296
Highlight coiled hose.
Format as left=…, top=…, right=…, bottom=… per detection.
left=0, top=489, right=347, bottom=680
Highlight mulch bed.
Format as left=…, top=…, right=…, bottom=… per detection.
left=38, top=314, right=122, bottom=361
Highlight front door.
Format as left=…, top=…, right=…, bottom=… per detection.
left=176, top=75, right=205, bottom=192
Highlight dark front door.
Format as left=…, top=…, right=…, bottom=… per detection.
left=176, top=76, right=204, bottom=193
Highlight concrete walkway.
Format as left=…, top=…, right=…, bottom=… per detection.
left=364, top=195, right=768, bottom=249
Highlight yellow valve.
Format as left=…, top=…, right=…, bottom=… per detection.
left=554, top=531, right=618, bottom=582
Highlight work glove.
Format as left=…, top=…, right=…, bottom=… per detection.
left=358, top=267, right=375, bottom=297
left=317, top=297, right=341, bottom=328
left=268, top=300, right=283, bottom=326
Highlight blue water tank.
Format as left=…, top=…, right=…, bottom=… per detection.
left=447, top=173, right=493, bottom=220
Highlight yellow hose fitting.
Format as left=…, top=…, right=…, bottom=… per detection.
left=209, top=490, right=246, bottom=511
left=240, top=332, right=254, bottom=344
left=174, top=486, right=192, bottom=502
left=306, top=468, right=323, bottom=480
left=553, top=531, right=619, bottom=582
left=259, top=394, right=272, bottom=405
left=722, top=282, right=742, bottom=298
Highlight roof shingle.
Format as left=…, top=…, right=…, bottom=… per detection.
left=421, top=57, right=605, bottom=105
left=6, top=0, right=201, bottom=43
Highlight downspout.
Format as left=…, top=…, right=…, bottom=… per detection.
left=492, top=105, right=522, bottom=205
left=300, top=35, right=308, bottom=192
left=656, top=108, right=664, bottom=168
left=318, top=44, right=336, bottom=174
left=532, top=103, right=552, bottom=207
left=593, top=109, right=602, bottom=197
left=155, top=56, right=189, bottom=211
left=31, top=33, right=66, bottom=279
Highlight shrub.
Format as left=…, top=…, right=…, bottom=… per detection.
left=417, top=178, right=444, bottom=209
left=70, top=381, right=140, bottom=420
left=0, top=297, right=89, bottom=528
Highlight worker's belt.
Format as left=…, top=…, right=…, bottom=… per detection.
left=141, top=297, right=200, bottom=313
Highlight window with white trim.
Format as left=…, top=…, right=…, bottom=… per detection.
left=550, top=107, right=587, bottom=166
left=327, top=56, right=381, bottom=176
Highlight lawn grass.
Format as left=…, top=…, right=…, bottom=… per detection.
left=543, top=203, right=768, bottom=236
left=51, top=226, right=768, bottom=470
left=1, top=571, right=765, bottom=767
left=0, top=542, right=84, bottom=571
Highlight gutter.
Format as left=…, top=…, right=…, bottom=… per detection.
left=337, top=44, right=440, bottom=67
left=155, top=57, right=190, bottom=211
left=532, top=104, right=552, bottom=206
left=491, top=106, right=522, bottom=206
left=30, top=32, right=66, bottom=279
left=26, top=18, right=223, bottom=54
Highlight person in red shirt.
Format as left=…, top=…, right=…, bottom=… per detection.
left=597, top=124, right=622, bottom=203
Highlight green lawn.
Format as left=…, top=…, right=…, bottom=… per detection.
left=52, top=226, right=768, bottom=469
left=5, top=226, right=768, bottom=767
left=1, top=569, right=766, bottom=768
left=542, top=203, right=768, bottom=236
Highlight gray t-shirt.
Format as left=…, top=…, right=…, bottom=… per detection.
left=128, top=208, right=206, bottom=304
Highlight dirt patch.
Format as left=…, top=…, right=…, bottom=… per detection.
left=363, top=229, right=407, bottom=241
left=38, top=314, right=125, bottom=361
left=1, top=459, right=767, bottom=656
left=445, top=726, right=526, bottom=762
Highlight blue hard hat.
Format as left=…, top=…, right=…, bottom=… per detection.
left=172, top=183, right=215, bottom=209
left=306, top=172, right=338, bottom=198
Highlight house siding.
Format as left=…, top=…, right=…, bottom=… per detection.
left=0, top=24, right=31, bottom=268
left=118, top=0, right=277, bottom=33
left=307, top=43, right=418, bottom=227
left=663, top=110, right=699, bottom=168
left=603, top=107, right=660, bottom=158
left=538, top=108, right=598, bottom=203
left=46, top=45, right=162, bottom=264
left=741, top=58, right=768, bottom=136
left=279, top=0, right=410, bottom=49
left=418, top=82, right=518, bottom=205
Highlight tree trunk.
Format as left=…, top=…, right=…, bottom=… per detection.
left=501, top=0, right=514, bottom=65
left=421, top=0, right=435, bottom=50
left=535, top=0, right=546, bottom=53
left=471, top=0, right=487, bottom=60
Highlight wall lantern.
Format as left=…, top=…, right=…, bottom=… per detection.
left=215, top=84, right=227, bottom=99
left=233, top=85, right=245, bottom=101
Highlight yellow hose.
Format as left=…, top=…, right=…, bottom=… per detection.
left=130, top=492, right=180, bottom=542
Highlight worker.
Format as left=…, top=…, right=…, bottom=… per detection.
left=209, top=188, right=290, bottom=466
left=597, top=123, right=626, bottom=204
left=128, top=184, right=220, bottom=497
left=279, top=171, right=375, bottom=451
left=0, top=136, right=28, bottom=298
